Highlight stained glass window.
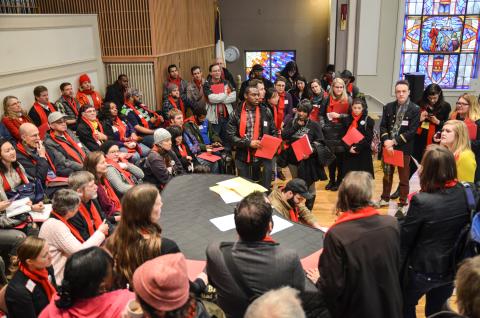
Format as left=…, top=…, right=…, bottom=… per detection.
left=245, top=51, right=296, bottom=81
left=400, top=0, right=480, bottom=89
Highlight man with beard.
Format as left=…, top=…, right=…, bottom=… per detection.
left=268, top=178, right=321, bottom=229
left=186, top=66, right=206, bottom=110
left=105, top=74, right=129, bottom=110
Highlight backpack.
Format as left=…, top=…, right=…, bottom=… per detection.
left=452, top=182, right=480, bottom=269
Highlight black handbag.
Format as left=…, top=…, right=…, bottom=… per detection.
left=6, top=178, right=44, bottom=204
left=313, top=142, right=336, bottom=167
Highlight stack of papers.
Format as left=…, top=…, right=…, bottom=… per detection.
left=210, top=177, right=268, bottom=204
left=6, top=199, right=52, bottom=222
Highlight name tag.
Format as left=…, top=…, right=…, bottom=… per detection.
left=263, top=121, right=268, bottom=127
left=401, top=120, right=409, bottom=126
left=284, top=100, right=289, bottom=105
left=26, top=279, right=36, bottom=292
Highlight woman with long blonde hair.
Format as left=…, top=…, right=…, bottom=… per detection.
left=1, top=96, right=32, bottom=141
left=321, top=77, right=351, bottom=191
left=105, top=184, right=180, bottom=289
left=440, top=119, right=476, bottom=182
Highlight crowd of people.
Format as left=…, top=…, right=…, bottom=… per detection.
left=0, top=57, right=479, bottom=318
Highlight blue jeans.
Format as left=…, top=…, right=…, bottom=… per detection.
left=197, top=157, right=220, bottom=173
left=403, top=268, right=454, bottom=318
left=212, top=117, right=231, bottom=152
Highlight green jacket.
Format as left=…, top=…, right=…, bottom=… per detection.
left=183, top=117, right=221, bottom=151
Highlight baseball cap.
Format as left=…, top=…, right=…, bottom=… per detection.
left=284, top=178, right=313, bottom=200
left=48, top=111, right=67, bottom=124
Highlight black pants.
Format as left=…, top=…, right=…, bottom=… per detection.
left=328, top=152, right=344, bottom=184
left=403, top=268, right=454, bottom=318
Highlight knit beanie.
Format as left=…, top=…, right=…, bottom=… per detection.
left=132, top=253, right=190, bottom=312
left=154, top=128, right=172, bottom=145
left=79, top=74, right=91, bottom=85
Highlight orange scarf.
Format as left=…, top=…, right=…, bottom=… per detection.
left=114, top=116, right=127, bottom=141
left=52, top=210, right=85, bottom=242
left=18, top=262, right=56, bottom=300
left=178, top=143, right=188, bottom=158
left=330, top=206, right=379, bottom=230
left=32, top=102, right=56, bottom=125
left=327, top=96, right=349, bottom=115
left=48, top=131, right=86, bottom=164
left=168, top=96, right=185, bottom=117
left=289, top=207, right=299, bottom=222
left=78, top=202, right=103, bottom=237
left=102, top=179, right=121, bottom=211
left=76, top=90, right=102, bottom=109
left=81, top=116, right=104, bottom=144
left=239, top=102, right=261, bottom=163
left=63, top=96, right=79, bottom=116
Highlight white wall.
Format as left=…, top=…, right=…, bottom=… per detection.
left=0, top=14, right=105, bottom=115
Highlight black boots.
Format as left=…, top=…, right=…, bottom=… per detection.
left=305, top=195, right=316, bottom=211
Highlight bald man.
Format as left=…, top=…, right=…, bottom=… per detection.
left=15, top=123, right=52, bottom=185
left=215, top=57, right=236, bottom=90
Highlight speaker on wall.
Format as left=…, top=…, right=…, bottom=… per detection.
left=404, top=72, right=425, bottom=104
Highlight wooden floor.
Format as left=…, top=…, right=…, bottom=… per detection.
left=273, top=160, right=457, bottom=318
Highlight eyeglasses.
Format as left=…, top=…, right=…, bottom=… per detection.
left=9, top=101, right=21, bottom=106
left=456, top=102, right=469, bottom=107
left=53, top=119, right=67, bottom=124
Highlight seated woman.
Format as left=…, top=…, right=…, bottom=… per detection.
left=6, top=237, right=56, bottom=318
left=40, top=247, right=134, bottom=317
left=132, top=253, right=211, bottom=318
left=306, top=171, right=402, bottom=318
left=440, top=120, right=476, bottom=182
left=99, top=141, right=144, bottom=197
left=76, top=104, right=108, bottom=151
left=340, top=98, right=374, bottom=179
left=98, top=101, right=150, bottom=163
left=167, top=125, right=195, bottom=173
left=0, top=138, right=44, bottom=211
left=83, top=151, right=121, bottom=218
left=105, top=184, right=180, bottom=289
left=38, top=189, right=108, bottom=283
left=455, top=256, right=480, bottom=318
left=2, top=96, right=32, bottom=141
left=142, top=128, right=184, bottom=190
left=288, top=75, right=310, bottom=111
left=401, top=144, right=471, bottom=317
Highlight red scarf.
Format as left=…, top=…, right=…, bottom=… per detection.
left=49, top=131, right=86, bottom=164
left=277, top=93, right=286, bottom=129
left=452, top=112, right=477, bottom=140
left=0, top=167, right=29, bottom=192
left=417, top=106, right=437, bottom=146
left=102, top=179, right=121, bottom=211
left=52, top=210, right=85, bottom=242
left=77, top=90, right=102, bottom=109
left=168, top=96, right=185, bottom=116
left=168, top=76, right=182, bottom=90
left=114, top=116, right=127, bottom=141
left=194, top=78, right=203, bottom=91
left=239, top=102, right=261, bottom=163
left=327, top=96, right=349, bottom=123
left=16, top=142, right=56, bottom=173
left=63, top=96, right=79, bottom=116
left=330, top=206, right=380, bottom=230
left=106, top=158, right=134, bottom=185
left=32, top=102, right=56, bottom=125
left=350, top=114, right=362, bottom=130
left=125, top=102, right=162, bottom=128
left=262, top=235, right=276, bottom=243
left=18, top=262, right=56, bottom=300
left=347, top=83, right=354, bottom=94
left=289, top=207, right=299, bottom=222
left=178, top=144, right=188, bottom=158
left=81, top=116, right=104, bottom=144
left=78, top=202, right=103, bottom=237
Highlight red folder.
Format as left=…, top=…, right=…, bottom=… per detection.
left=382, top=148, right=404, bottom=167
left=291, top=135, right=313, bottom=162
left=466, top=121, right=478, bottom=140
left=342, top=127, right=364, bottom=146
left=197, top=152, right=222, bottom=162
left=255, top=135, right=282, bottom=160
left=210, top=83, right=225, bottom=94
left=212, top=147, right=224, bottom=152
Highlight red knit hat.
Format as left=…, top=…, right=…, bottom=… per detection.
left=132, top=253, right=190, bottom=312
left=79, top=74, right=91, bottom=85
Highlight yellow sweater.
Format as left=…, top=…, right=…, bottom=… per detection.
left=457, top=149, right=476, bottom=183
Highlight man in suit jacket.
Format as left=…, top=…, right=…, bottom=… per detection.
left=377, top=80, right=420, bottom=217
left=206, top=192, right=305, bottom=318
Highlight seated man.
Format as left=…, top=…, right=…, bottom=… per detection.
left=55, top=82, right=81, bottom=131
left=29, top=85, right=56, bottom=127
left=105, top=74, right=129, bottom=110
left=206, top=192, right=305, bottom=318
left=44, top=112, right=89, bottom=175
left=269, top=178, right=322, bottom=229
left=121, top=89, right=162, bottom=148
left=76, top=73, right=103, bottom=109
left=184, top=106, right=222, bottom=153
left=162, top=64, right=188, bottom=102
left=68, top=171, right=113, bottom=241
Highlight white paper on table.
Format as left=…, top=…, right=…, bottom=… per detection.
left=209, top=214, right=235, bottom=232
left=270, top=215, right=294, bottom=234
left=29, top=204, right=52, bottom=222
left=6, top=197, right=31, bottom=218
left=209, top=185, right=243, bottom=204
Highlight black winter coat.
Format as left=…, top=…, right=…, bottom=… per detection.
left=226, top=104, right=277, bottom=163
left=317, top=214, right=402, bottom=318
left=320, top=97, right=350, bottom=153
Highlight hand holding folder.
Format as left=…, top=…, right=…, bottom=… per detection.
left=292, top=135, right=313, bottom=162
left=255, top=135, right=282, bottom=159
left=382, top=147, right=404, bottom=167
left=342, top=127, right=364, bottom=146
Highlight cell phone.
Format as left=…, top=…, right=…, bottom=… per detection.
left=434, top=131, right=441, bottom=140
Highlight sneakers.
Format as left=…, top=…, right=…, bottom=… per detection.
left=390, top=187, right=400, bottom=200
left=395, top=205, right=407, bottom=219
left=375, top=199, right=390, bottom=208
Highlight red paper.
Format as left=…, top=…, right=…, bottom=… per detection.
left=212, top=147, right=224, bottom=152
left=301, top=249, right=323, bottom=271
left=255, top=135, right=282, bottom=160
left=466, top=121, right=478, bottom=140
left=342, top=127, right=364, bottom=146
left=185, top=259, right=206, bottom=281
left=382, top=148, right=404, bottom=167
left=291, top=135, right=313, bottom=162
left=210, top=83, right=225, bottom=94
left=197, top=152, right=222, bottom=162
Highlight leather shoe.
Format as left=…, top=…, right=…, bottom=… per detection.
left=390, top=187, right=400, bottom=200
left=325, top=181, right=334, bottom=190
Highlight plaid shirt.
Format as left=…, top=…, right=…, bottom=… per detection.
left=246, top=107, right=256, bottom=139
